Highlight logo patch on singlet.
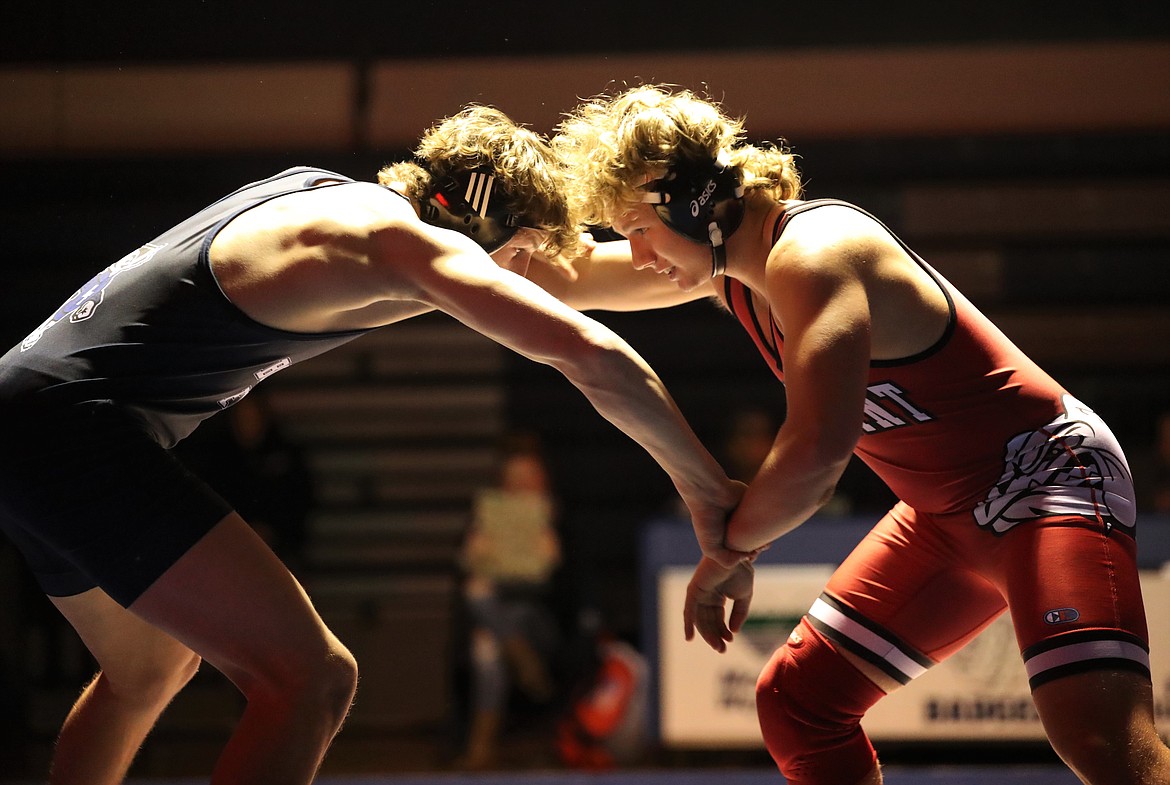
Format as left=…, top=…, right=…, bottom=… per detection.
left=974, top=395, right=1136, bottom=535
left=255, top=357, right=291, bottom=381
left=21, top=242, right=168, bottom=351
left=219, top=387, right=252, bottom=409
left=1043, top=608, right=1080, bottom=625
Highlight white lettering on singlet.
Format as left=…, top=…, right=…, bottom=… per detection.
left=861, top=381, right=933, bottom=434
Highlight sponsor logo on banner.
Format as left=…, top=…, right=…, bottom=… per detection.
left=657, top=564, right=1170, bottom=746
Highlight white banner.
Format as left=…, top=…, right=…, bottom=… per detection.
left=657, top=565, right=1170, bottom=747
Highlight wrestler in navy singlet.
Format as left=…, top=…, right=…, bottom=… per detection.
left=0, top=167, right=382, bottom=447
left=0, top=167, right=391, bottom=604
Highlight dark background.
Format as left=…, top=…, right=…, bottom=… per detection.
left=3, top=1, right=1168, bottom=62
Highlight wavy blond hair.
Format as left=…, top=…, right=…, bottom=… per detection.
left=553, top=85, right=802, bottom=229
left=378, top=105, right=577, bottom=257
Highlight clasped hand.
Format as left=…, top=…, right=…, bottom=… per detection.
left=683, top=555, right=757, bottom=653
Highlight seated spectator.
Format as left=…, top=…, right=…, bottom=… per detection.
left=458, top=435, right=564, bottom=769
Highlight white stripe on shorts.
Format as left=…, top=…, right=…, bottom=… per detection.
left=1024, top=637, right=1150, bottom=682
left=809, top=597, right=929, bottom=682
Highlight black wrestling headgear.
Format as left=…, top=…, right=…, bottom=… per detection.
left=641, top=153, right=745, bottom=277
left=420, top=168, right=527, bottom=253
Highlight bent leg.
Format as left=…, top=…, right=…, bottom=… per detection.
left=49, top=589, right=201, bottom=785
left=0, top=406, right=353, bottom=782
left=761, top=504, right=1011, bottom=785
left=998, top=518, right=1165, bottom=784
left=128, top=513, right=358, bottom=785
left=1033, top=669, right=1170, bottom=785
left=756, top=619, right=885, bottom=785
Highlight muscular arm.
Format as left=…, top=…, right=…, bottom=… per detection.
left=383, top=223, right=743, bottom=555
left=525, top=238, right=714, bottom=312
left=722, top=229, right=872, bottom=552
left=216, top=184, right=742, bottom=557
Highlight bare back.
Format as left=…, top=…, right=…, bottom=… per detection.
left=209, top=181, right=436, bottom=333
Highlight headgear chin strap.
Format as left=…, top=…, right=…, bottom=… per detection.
left=641, top=153, right=745, bottom=278
left=419, top=168, right=526, bottom=253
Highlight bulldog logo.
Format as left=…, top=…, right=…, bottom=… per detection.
left=975, top=395, right=1135, bottom=535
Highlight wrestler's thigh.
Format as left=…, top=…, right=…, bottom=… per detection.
left=996, top=518, right=1148, bottom=689
left=823, top=504, right=1008, bottom=661
left=0, top=401, right=231, bottom=606
left=1005, top=519, right=1145, bottom=645
left=51, top=587, right=199, bottom=688
left=127, top=512, right=345, bottom=691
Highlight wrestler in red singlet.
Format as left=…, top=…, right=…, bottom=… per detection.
left=723, top=199, right=1146, bottom=690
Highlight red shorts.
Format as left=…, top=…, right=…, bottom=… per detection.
left=808, top=502, right=1150, bottom=690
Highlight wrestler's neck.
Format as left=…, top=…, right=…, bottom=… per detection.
left=721, top=198, right=791, bottom=290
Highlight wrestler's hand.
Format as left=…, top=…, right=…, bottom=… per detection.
left=685, top=479, right=760, bottom=569
left=530, top=233, right=597, bottom=282
left=684, top=556, right=755, bottom=653
left=535, top=251, right=579, bottom=282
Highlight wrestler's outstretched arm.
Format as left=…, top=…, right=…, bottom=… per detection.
left=525, top=237, right=752, bottom=561
left=396, top=222, right=747, bottom=565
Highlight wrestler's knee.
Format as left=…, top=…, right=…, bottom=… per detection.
left=755, top=618, right=883, bottom=785
left=102, top=645, right=202, bottom=710
left=303, top=636, right=359, bottom=726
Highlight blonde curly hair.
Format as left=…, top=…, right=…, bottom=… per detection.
left=378, top=105, right=578, bottom=258
left=553, top=84, right=803, bottom=230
